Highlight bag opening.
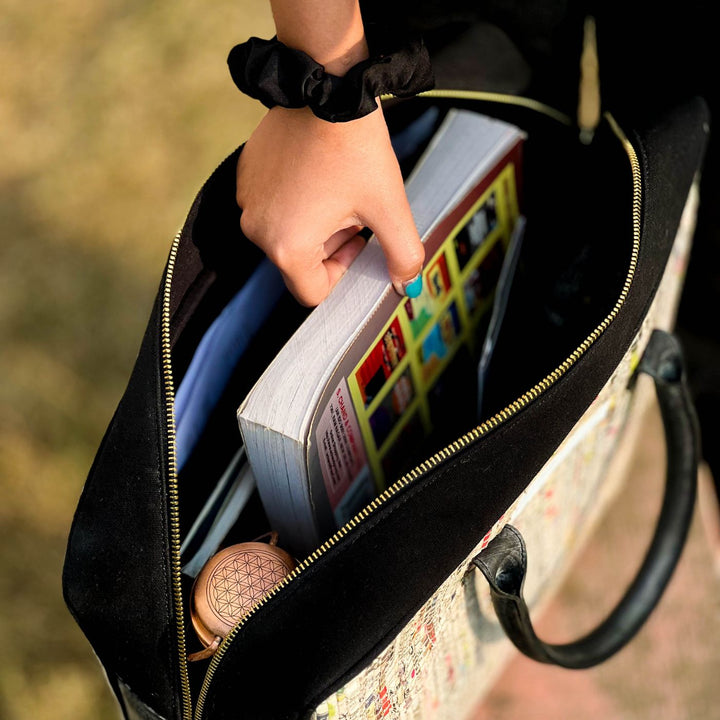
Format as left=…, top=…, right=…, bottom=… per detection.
left=167, top=101, right=635, bottom=666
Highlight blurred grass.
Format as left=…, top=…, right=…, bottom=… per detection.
left=0, top=2, right=272, bottom=718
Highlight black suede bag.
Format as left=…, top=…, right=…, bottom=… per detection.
left=63, top=9, right=711, bottom=720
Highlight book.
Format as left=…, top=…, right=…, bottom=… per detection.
left=237, top=109, right=526, bottom=554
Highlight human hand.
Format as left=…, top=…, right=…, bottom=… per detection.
left=236, top=102, right=425, bottom=307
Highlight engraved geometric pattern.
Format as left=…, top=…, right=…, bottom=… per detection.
left=207, top=549, right=290, bottom=625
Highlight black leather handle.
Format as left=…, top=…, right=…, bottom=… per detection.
left=471, top=329, right=699, bottom=669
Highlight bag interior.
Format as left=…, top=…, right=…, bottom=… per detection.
left=167, top=96, right=634, bottom=666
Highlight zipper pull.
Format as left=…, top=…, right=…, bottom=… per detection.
left=578, top=16, right=600, bottom=144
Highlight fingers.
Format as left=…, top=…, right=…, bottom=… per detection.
left=364, top=194, right=425, bottom=298
left=323, top=225, right=364, bottom=257
left=275, top=231, right=367, bottom=307
left=245, top=204, right=423, bottom=307
left=324, top=234, right=367, bottom=287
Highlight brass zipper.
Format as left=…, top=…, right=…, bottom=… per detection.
left=184, top=96, right=641, bottom=719
left=161, top=230, right=193, bottom=720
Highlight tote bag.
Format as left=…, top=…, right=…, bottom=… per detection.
left=62, top=84, right=708, bottom=719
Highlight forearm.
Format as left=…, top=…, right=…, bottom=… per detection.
left=269, top=0, right=368, bottom=75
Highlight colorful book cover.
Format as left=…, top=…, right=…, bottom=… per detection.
left=310, top=140, right=524, bottom=528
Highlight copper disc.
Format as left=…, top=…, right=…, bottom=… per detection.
left=191, top=541, right=295, bottom=647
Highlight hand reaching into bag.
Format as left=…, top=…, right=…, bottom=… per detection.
left=236, top=102, right=425, bottom=307
left=233, top=0, right=427, bottom=307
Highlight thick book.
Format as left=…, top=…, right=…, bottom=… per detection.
left=237, top=109, right=526, bottom=554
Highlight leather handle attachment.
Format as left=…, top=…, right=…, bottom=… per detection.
left=471, top=329, right=699, bottom=668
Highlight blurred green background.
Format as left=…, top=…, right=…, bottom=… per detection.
left=2, top=3, right=719, bottom=720
left=1, top=2, right=271, bottom=718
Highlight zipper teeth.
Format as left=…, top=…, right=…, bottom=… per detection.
left=192, top=108, right=642, bottom=718
left=162, top=230, right=193, bottom=720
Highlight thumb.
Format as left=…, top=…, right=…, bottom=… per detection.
left=367, top=193, right=425, bottom=298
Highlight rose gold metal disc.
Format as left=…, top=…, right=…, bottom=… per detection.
left=191, top=541, right=295, bottom=651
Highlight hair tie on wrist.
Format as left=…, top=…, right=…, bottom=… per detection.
left=227, top=24, right=435, bottom=122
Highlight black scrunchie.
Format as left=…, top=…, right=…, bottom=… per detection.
left=227, top=25, right=435, bottom=122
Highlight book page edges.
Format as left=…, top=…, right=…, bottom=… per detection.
left=237, top=242, right=392, bottom=442
left=237, top=414, right=320, bottom=551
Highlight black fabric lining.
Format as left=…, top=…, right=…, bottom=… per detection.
left=481, top=117, right=633, bottom=416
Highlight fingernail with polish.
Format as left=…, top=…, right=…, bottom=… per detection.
left=403, top=274, right=423, bottom=299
